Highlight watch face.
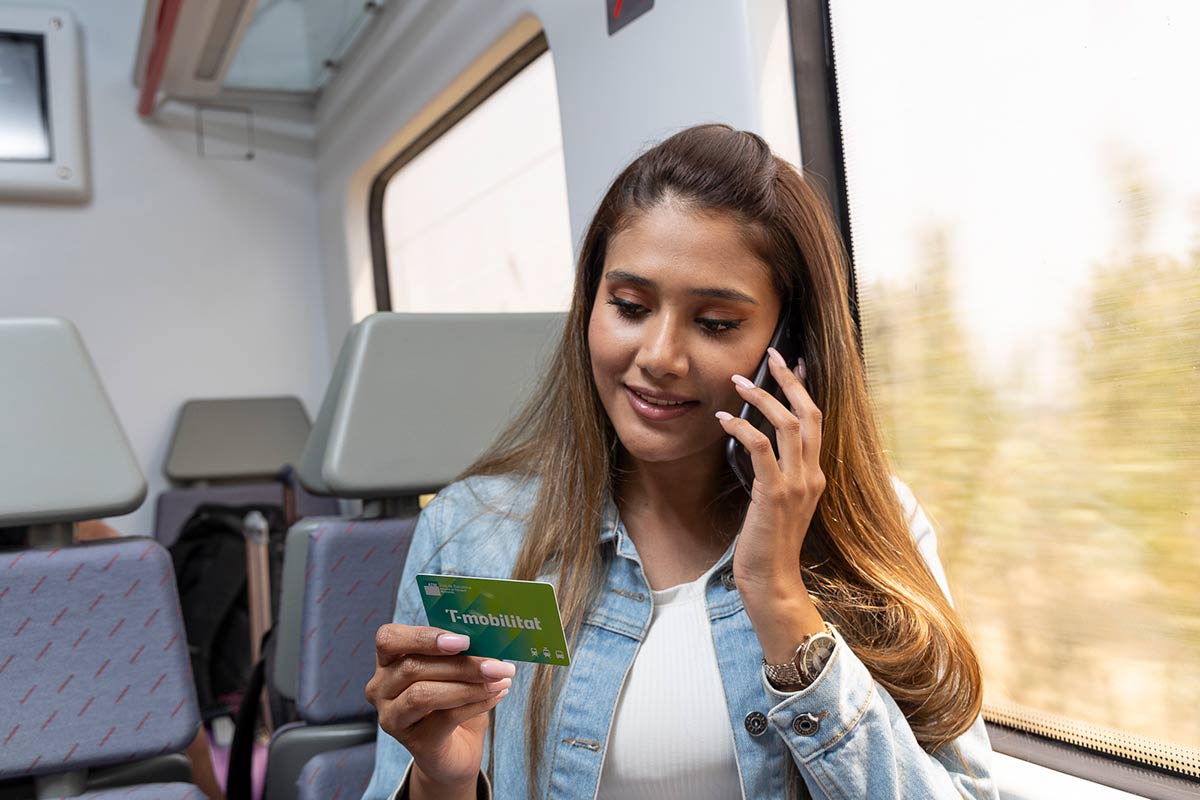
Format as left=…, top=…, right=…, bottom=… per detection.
left=802, top=634, right=837, bottom=678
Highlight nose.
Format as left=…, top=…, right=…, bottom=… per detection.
left=634, top=312, right=689, bottom=379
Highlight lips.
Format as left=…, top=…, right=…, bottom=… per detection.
left=624, top=385, right=696, bottom=404
left=624, top=385, right=698, bottom=421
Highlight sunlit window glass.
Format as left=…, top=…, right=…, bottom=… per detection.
left=831, top=0, right=1200, bottom=762
left=380, top=50, right=573, bottom=313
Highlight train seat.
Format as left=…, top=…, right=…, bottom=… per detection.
left=154, top=396, right=340, bottom=548
left=0, top=317, right=201, bottom=798
left=264, top=517, right=414, bottom=800
left=152, top=394, right=338, bottom=751
left=154, top=481, right=338, bottom=549
left=259, top=312, right=563, bottom=800
left=296, top=742, right=377, bottom=800
left=0, top=539, right=202, bottom=799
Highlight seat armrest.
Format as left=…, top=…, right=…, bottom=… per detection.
left=265, top=722, right=376, bottom=800
left=86, top=754, right=193, bottom=790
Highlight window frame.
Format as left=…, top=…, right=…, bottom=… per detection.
left=786, top=0, right=857, bottom=333
left=986, top=722, right=1200, bottom=799
left=790, top=0, right=1200, bottom=793
left=366, top=30, right=550, bottom=312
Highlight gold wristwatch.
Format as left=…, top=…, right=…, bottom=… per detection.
left=762, top=623, right=837, bottom=691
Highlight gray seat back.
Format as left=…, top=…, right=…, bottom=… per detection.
left=164, top=397, right=313, bottom=484
left=272, top=518, right=326, bottom=702
left=297, top=312, right=563, bottom=497
left=0, top=318, right=145, bottom=527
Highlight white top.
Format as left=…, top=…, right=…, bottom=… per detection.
left=597, top=560, right=745, bottom=800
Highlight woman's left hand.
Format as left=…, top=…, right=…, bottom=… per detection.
left=717, top=346, right=825, bottom=603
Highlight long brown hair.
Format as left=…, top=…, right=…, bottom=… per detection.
left=452, top=124, right=983, bottom=793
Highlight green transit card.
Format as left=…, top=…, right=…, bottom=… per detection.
left=416, top=573, right=571, bottom=667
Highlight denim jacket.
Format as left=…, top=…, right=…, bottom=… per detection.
left=362, top=474, right=999, bottom=800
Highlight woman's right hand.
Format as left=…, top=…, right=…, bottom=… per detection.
left=366, top=624, right=514, bottom=792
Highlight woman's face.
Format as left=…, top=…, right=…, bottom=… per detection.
left=588, top=202, right=783, bottom=470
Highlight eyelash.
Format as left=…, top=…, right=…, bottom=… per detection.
left=605, top=296, right=743, bottom=338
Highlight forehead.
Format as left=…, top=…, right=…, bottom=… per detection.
left=604, top=203, right=775, bottom=299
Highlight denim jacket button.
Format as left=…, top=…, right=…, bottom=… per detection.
left=743, top=711, right=768, bottom=737
left=720, top=570, right=737, bottom=591
left=792, top=712, right=821, bottom=736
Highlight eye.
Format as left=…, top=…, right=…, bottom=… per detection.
left=605, top=296, right=743, bottom=338
left=696, top=318, right=742, bottom=337
left=606, top=296, right=648, bottom=320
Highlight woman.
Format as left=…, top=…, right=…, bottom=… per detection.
left=363, top=124, right=998, bottom=799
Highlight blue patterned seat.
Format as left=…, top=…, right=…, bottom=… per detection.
left=74, top=784, right=200, bottom=799
left=263, top=517, right=415, bottom=800
left=0, top=539, right=202, bottom=795
left=295, top=742, right=376, bottom=800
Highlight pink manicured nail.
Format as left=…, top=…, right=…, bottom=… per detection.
left=495, top=688, right=510, bottom=700
left=731, top=374, right=754, bottom=389
left=795, top=359, right=807, bottom=382
left=437, top=633, right=470, bottom=652
left=480, top=660, right=516, bottom=679
left=767, top=347, right=786, bottom=369
left=484, top=678, right=513, bottom=693
left=715, top=411, right=733, bottom=421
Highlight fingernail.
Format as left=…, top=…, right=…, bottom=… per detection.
left=715, top=411, right=733, bottom=421
left=437, top=633, right=470, bottom=652
left=731, top=374, right=754, bottom=390
left=495, top=688, right=510, bottom=700
left=794, top=359, right=807, bottom=382
left=767, top=347, right=786, bottom=369
left=480, top=660, right=516, bottom=679
left=484, top=678, right=513, bottom=693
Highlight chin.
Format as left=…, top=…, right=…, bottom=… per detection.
left=613, top=423, right=722, bottom=466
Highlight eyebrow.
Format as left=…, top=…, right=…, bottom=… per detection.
left=603, top=270, right=759, bottom=305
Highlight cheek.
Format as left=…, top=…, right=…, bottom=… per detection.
left=708, top=350, right=768, bottom=407
left=587, top=315, right=630, bottom=378
left=701, top=345, right=761, bottom=380
left=587, top=324, right=616, bottom=393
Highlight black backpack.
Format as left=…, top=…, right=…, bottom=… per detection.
left=169, top=503, right=286, bottom=719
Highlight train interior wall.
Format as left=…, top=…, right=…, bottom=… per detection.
left=3, top=0, right=331, bottom=535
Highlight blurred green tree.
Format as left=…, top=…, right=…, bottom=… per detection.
left=860, top=173, right=1200, bottom=749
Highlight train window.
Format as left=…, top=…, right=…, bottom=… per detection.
left=828, top=0, right=1200, bottom=780
left=369, top=34, right=572, bottom=313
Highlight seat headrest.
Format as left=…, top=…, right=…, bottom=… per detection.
left=0, top=318, right=146, bottom=527
left=164, top=396, right=312, bottom=483
left=297, top=312, right=564, bottom=498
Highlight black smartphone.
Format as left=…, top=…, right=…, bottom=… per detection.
left=725, top=309, right=804, bottom=493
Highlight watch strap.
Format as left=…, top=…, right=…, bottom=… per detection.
left=762, top=623, right=837, bottom=691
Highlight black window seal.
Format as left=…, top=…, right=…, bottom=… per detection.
left=367, top=31, right=550, bottom=312
left=787, top=0, right=857, bottom=336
